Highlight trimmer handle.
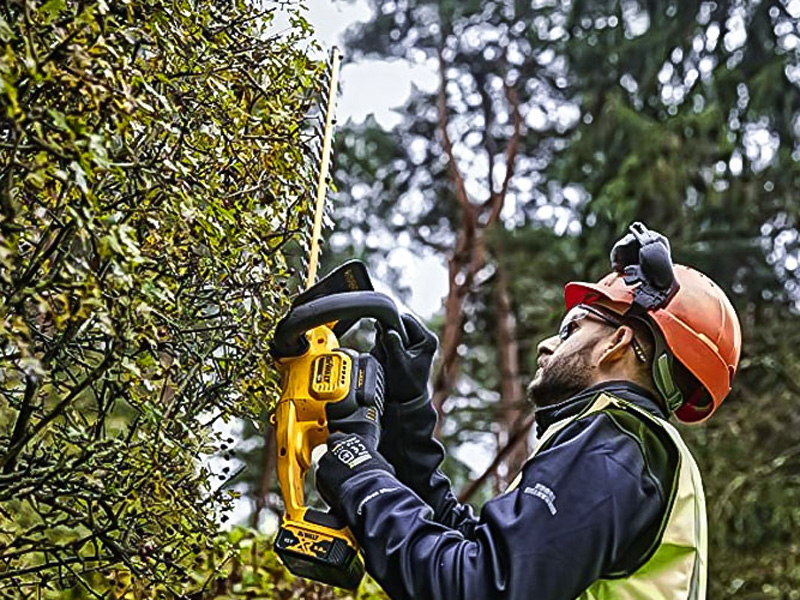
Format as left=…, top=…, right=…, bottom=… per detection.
left=270, top=291, right=409, bottom=359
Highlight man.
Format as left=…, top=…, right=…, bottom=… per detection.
left=313, top=223, right=741, bottom=599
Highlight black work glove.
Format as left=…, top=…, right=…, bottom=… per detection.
left=326, top=354, right=385, bottom=451
left=373, top=315, right=479, bottom=534
left=316, top=432, right=394, bottom=513
left=371, top=313, right=437, bottom=404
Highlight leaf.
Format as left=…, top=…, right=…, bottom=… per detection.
left=41, top=0, right=66, bottom=21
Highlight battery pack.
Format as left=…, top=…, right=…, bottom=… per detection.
left=274, top=518, right=365, bottom=590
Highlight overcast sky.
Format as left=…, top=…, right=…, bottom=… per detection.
left=305, top=0, right=437, bottom=128
left=303, top=0, right=448, bottom=318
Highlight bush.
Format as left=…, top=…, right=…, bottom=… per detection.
left=62, top=527, right=388, bottom=599
left=0, top=0, right=325, bottom=595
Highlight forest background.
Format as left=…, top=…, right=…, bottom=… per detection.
left=1, top=0, right=799, bottom=598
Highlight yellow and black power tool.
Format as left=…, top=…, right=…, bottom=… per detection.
left=269, top=260, right=408, bottom=589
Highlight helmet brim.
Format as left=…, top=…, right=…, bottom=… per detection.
left=564, top=276, right=635, bottom=313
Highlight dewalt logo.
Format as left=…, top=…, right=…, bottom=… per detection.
left=310, top=354, right=349, bottom=399
left=315, top=355, right=335, bottom=387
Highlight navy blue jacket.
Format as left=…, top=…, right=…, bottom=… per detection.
left=333, top=381, right=677, bottom=600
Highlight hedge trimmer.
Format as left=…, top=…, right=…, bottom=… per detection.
left=268, top=48, right=407, bottom=590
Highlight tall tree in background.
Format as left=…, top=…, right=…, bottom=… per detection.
left=332, top=0, right=800, bottom=595
left=335, top=0, right=583, bottom=488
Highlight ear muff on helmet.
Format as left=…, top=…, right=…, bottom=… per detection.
left=565, top=222, right=742, bottom=422
left=652, top=339, right=682, bottom=413
left=629, top=315, right=683, bottom=414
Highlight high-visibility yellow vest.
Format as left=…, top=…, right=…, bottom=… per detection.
left=508, top=392, right=707, bottom=600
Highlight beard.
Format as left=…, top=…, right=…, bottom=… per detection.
left=526, top=347, right=594, bottom=408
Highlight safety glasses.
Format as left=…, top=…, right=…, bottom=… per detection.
left=558, top=304, right=648, bottom=363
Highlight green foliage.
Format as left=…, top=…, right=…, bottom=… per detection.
left=49, top=527, right=388, bottom=599
left=0, top=0, right=325, bottom=595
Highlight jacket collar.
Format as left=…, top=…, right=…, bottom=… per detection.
left=533, top=380, right=667, bottom=436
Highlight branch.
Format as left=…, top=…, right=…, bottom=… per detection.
left=8, top=221, right=75, bottom=302
left=431, top=42, right=484, bottom=420
left=0, top=556, right=88, bottom=581
left=475, top=71, right=496, bottom=200
left=498, top=76, right=522, bottom=207
left=493, top=264, right=528, bottom=483
left=3, top=375, right=41, bottom=474
left=251, top=424, right=277, bottom=528
left=482, top=71, right=522, bottom=227
left=1, top=343, right=116, bottom=473
left=436, top=45, right=474, bottom=219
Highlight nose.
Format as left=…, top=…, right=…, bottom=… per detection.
left=537, top=334, right=560, bottom=357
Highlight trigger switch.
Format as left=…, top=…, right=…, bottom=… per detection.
left=356, top=355, right=385, bottom=414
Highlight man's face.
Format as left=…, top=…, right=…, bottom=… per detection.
left=526, top=305, right=609, bottom=408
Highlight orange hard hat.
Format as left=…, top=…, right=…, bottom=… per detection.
left=564, top=265, right=742, bottom=423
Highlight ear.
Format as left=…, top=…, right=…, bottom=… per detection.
left=597, top=326, right=635, bottom=368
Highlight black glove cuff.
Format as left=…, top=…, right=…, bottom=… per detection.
left=316, top=434, right=394, bottom=511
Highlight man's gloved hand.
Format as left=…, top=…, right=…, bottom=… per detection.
left=371, top=313, right=438, bottom=404
left=326, top=354, right=385, bottom=450
left=316, top=432, right=394, bottom=513
left=370, top=314, right=477, bottom=535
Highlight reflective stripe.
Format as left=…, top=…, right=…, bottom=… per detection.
left=510, top=393, right=707, bottom=600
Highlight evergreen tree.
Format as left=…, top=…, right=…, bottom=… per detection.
left=332, top=0, right=800, bottom=595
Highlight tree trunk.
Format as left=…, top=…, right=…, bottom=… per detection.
left=429, top=46, right=522, bottom=431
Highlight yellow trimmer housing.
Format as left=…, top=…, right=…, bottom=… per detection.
left=269, top=261, right=407, bottom=590
left=272, top=325, right=364, bottom=589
